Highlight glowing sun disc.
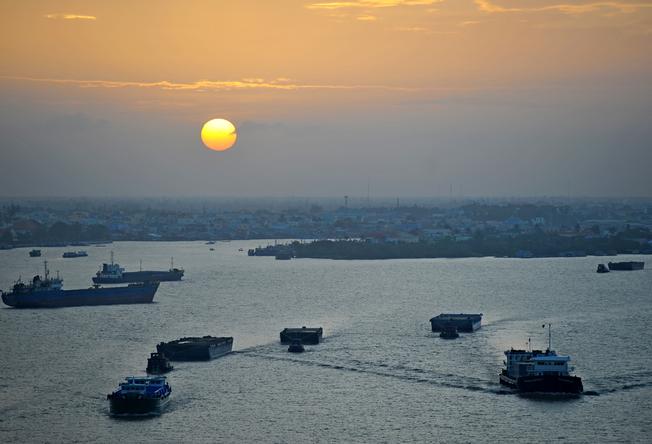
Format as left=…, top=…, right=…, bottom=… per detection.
left=201, top=118, right=237, bottom=151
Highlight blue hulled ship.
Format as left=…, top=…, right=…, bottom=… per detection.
left=1, top=261, right=159, bottom=308
left=107, top=376, right=171, bottom=416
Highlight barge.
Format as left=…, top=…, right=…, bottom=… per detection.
left=608, top=261, right=644, bottom=271
left=430, top=313, right=482, bottom=332
left=156, top=336, right=233, bottom=361
left=280, top=327, right=323, bottom=345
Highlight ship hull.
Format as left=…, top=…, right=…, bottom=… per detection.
left=280, top=328, right=323, bottom=345
left=157, top=338, right=233, bottom=361
left=93, top=270, right=184, bottom=284
left=109, top=395, right=170, bottom=416
left=500, top=374, right=583, bottom=394
left=1, top=283, right=159, bottom=308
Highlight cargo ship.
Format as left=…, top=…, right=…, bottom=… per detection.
left=156, top=336, right=233, bottom=361
left=430, top=313, right=482, bottom=332
left=499, top=325, right=583, bottom=394
left=1, top=261, right=159, bottom=308
left=92, top=253, right=184, bottom=284
left=280, top=327, right=323, bottom=345
left=608, top=261, right=644, bottom=271
left=107, top=376, right=171, bottom=416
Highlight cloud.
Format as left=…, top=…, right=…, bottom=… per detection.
left=44, top=13, right=96, bottom=20
left=0, top=76, right=415, bottom=92
left=306, top=1, right=442, bottom=10
left=357, top=15, right=379, bottom=20
left=475, top=0, right=652, bottom=14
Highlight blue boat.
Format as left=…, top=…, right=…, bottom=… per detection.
left=1, top=261, right=159, bottom=308
left=107, top=376, right=171, bottom=416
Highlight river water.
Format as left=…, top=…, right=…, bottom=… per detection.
left=0, top=241, right=651, bottom=443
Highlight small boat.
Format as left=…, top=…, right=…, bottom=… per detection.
left=29, top=249, right=41, bottom=257
left=596, top=264, right=609, bottom=273
left=206, top=241, right=216, bottom=245
left=287, top=339, right=305, bottom=353
left=499, top=325, right=583, bottom=394
left=62, top=250, right=88, bottom=258
left=439, top=325, right=459, bottom=339
left=209, top=248, right=215, bottom=251
left=608, top=261, right=644, bottom=271
left=280, top=327, right=323, bottom=345
left=238, top=248, right=244, bottom=252
left=146, top=352, right=173, bottom=374
left=107, top=376, right=171, bottom=416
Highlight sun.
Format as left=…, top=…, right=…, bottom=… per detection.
left=201, top=118, right=237, bottom=151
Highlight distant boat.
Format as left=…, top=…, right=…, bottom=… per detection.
left=596, top=264, right=609, bottom=273
left=93, top=253, right=184, bottom=284
left=62, top=251, right=87, bottom=258
left=29, top=249, right=41, bottom=257
left=608, top=261, right=644, bottom=271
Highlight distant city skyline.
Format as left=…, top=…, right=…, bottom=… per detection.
left=1, top=1, right=651, bottom=197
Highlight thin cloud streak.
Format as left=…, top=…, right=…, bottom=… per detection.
left=475, top=0, right=652, bottom=14
left=44, top=13, right=97, bottom=20
left=0, top=76, right=417, bottom=92
left=307, top=1, right=442, bottom=10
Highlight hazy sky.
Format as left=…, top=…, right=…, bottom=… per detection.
left=1, top=0, right=651, bottom=198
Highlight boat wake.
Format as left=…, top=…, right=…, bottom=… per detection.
left=240, top=350, right=500, bottom=395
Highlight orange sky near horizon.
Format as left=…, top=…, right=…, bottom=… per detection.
left=1, top=0, right=650, bottom=122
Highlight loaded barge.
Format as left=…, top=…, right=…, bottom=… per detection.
left=430, top=313, right=482, bottom=332
left=280, top=327, right=323, bottom=345
left=157, top=336, right=233, bottom=361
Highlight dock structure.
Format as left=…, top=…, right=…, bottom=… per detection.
left=429, top=313, right=482, bottom=333
left=280, top=327, right=323, bottom=345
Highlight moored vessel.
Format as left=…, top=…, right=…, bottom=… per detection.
left=93, top=253, right=184, bottom=284
left=29, top=249, right=41, bottom=257
left=499, top=325, right=583, bottom=394
left=157, top=336, right=233, bottom=361
left=1, top=261, right=159, bottom=308
left=107, top=376, right=171, bottom=416
left=608, top=261, right=644, bottom=271
left=62, top=250, right=88, bottom=258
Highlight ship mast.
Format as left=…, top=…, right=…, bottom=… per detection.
left=43, top=260, right=49, bottom=279
left=110, top=250, right=114, bottom=265
left=546, top=323, right=552, bottom=351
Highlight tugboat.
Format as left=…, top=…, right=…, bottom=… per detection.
left=93, top=253, right=184, bottom=284
left=596, top=264, right=609, bottom=273
left=146, top=352, right=173, bottom=374
left=499, top=325, right=583, bottom=394
left=439, top=325, right=459, bottom=339
left=157, top=336, right=233, bottom=361
left=287, top=339, right=305, bottom=353
left=29, top=249, right=41, bottom=257
left=1, top=261, right=159, bottom=308
left=107, top=376, right=171, bottom=416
